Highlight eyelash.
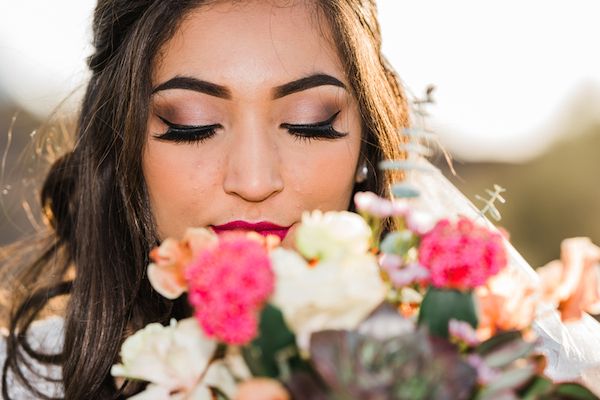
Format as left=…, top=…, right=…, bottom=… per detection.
left=152, top=111, right=347, bottom=144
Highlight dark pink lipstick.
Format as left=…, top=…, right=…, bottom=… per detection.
left=211, top=221, right=290, bottom=241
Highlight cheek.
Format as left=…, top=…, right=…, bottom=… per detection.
left=290, top=110, right=363, bottom=211
left=286, top=138, right=360, bottom=211
left=142, top=142, right=221, bottom=238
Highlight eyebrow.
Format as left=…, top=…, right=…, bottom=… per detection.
left=151, top=73, right=346, bottom=100
left=273, top=74, right=346, bottom=99
left=152, top=76, right=231, bottom=99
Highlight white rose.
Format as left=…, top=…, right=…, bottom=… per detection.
left=270, top=247, right=386, bottom=352
left=295, top=210, right=372, bottom=261
left=111, top=318, right=237, bottom=399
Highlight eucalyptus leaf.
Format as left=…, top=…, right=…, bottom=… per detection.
left=380, top=230, right=418, bottom=257
left=379, top=160, right=435, bottom=173
left=392, top=183, right=421, bottom=199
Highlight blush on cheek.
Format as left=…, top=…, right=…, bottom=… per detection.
left=297, top=147, right=357, bottom=211
left=143, top=143, right=216, bottom=239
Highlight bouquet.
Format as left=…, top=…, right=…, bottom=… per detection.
left=110, top=189, right=600, bottom=399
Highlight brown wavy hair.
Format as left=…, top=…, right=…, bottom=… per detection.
left=1, top=0, right=408, bottom=398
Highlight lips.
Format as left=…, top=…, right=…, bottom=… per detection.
left=211, top=220, right=290, bottom=241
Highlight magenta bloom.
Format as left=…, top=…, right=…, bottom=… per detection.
left=185, top=232, right=274, bottom=345
left=418, top=218, right=507, bottom=290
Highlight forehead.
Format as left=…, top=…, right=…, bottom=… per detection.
left=153, top=1, right=346, bottom=92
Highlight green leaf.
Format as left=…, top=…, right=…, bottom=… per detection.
left=242, top=303, right=306, bottom=379
left=549, top=382, right=600, bottom=399
left=482, top=338, right=537, bottom=369
left=477, top=365, right=535, bottom=399
left=476, top=330, right=523, bottom=355
left=417, top=287, right=478, bottom=339
left=519, top=376, right=553, bottom=399
left=392, top=183, right=421, bottom=198
left=380, top=230, right=418, bottom=257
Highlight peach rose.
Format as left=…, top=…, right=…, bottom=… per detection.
left=537, top=237, right=600, bottom=321
left=147, top=228, right=217, bottom=299
left=475, top=267, right=540, bottom=340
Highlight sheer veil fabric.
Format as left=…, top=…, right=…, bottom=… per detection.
left=406, top=159, right=600, bottom=393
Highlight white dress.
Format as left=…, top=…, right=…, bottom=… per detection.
left=0, top=317, right=64, bottom=399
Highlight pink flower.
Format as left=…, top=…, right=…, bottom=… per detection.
left=185, top=232, right=274, bottom=345
left=379, top=255, right=430, bottom=288
left=418, top=217, right=507, bottom=290
left=466, top=354, right=499, bottom=385
left=448, top=319, right=480, bottom=347
left=354, top=191, right=408, bottom=218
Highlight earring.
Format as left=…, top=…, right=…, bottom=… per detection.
left=355, top=162, right=369, bottom=183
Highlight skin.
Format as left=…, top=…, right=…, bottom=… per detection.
left=143, top=0, right=362, bottom=245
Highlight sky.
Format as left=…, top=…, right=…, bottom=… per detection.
left=1, top=0, right=599, bottom=162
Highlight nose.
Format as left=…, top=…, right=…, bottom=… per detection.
left=223, top=121, right=284, bottom=203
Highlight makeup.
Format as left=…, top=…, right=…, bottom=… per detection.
left=281, top=110, right=347, bottom=141
left=211, top=221, right=291, bottom=241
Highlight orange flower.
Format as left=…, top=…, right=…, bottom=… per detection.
left=537, top=237, right=600, bottom=322
left=147, top=228, right=217, bottom=299
left=475, top=267, right=540, bottom=340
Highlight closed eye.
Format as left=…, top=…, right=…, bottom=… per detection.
left=153, top=116, right=221, bottom=144
left=153, top=111, right=348, bottom=145
left=280, top=111, right=348, bottom=141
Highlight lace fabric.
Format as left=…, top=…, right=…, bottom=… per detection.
left=0, top=316, right=64, bottom=399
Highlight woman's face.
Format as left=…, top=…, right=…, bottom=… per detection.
left=143, top=1, right=362, bottom=243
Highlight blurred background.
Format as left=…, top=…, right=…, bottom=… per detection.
left=0, top=0, right=599, bottom=267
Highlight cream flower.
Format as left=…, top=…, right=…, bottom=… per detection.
left=295, top=210, right=372, bottom=261
left=270, top=247, right=386, bottom=352
left=111, top=318, right=237, bottom=400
